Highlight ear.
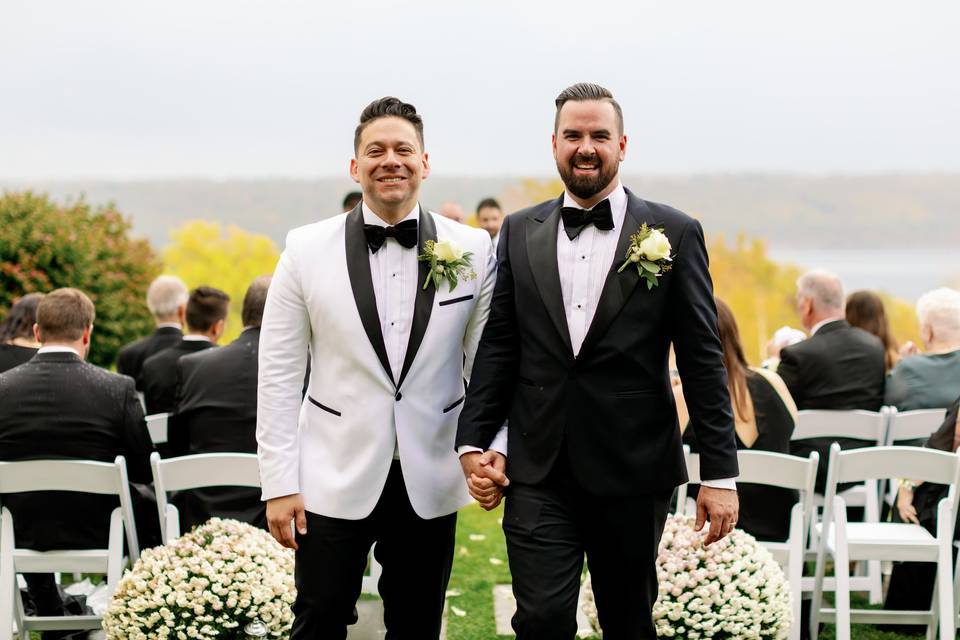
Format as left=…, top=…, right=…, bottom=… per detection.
left=33, top=323, right=42, bottom=344
left=349, top=158, right=361, bottom=184
left=922, top=323, right=934, bottom=345
left=421, top=151, right=430, bottom=181
left=177, top=305, right=187, bottom=325
left=552, top=133, right=558, bottom=159
left=83, top=325, right=93, bottom=346
left=619, top=134, right=627, bottom=161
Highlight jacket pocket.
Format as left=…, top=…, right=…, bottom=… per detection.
left=308, top=396, right=341, bottom=416
left=438, top=294, right=474, bottom=307
left=614, top=388, right=659, bottom=398
left=442, top=395, right=465, bottom=413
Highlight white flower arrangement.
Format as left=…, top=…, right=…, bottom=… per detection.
left=582, top=515, right=791, bottom=639
left=102, top=518, right=295, bottom=640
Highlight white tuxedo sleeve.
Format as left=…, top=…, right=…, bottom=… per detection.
left=461, top=238, right=498, bottom=384
left=257, top=244, right=312, bottom=501
left=457, top=423, right=508, bottom=457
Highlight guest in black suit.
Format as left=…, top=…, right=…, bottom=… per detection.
left=0, top=292, right=43, bottom=373
left=139, top=286, right=230, bottom=416
left=456, top=83, right=739, bottom=638
left=116, top=275, right=189, bottom=386
left=678, top=298, right=799, bottom=542
left=0, top=288, right=154, bottom=637
left=773, top=270, right=886, bottom=491
left=169, top=276, right=271, bottom=532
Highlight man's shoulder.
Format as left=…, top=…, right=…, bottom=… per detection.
left=283, top=215, right=348, bottom=252
left=118, top=335, right=150, bottom=359
left=429, top=213, right=490, bottom=250
left=142, top=344, right=181, bottom=373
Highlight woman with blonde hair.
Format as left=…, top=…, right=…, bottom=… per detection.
left=675, top=297, right=799, bottom=541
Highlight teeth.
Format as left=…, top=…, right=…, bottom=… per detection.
left=381, top=177, right=403, bottom=182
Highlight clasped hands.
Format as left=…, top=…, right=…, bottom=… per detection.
left=460, top=450, right=509, bottom=510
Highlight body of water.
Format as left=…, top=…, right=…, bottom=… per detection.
left=767, top=247, right=959, bottom=301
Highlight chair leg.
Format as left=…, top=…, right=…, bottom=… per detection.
left=810, top=537, right=828, bottom=640
left=936, top=505, right=955, bottom=640
left=834, top=546, right=851, bottom=640
left=0, top=509, right=18, bottom=640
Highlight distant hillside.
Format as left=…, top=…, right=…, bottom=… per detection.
left=2, top=174, right=958, bottom=250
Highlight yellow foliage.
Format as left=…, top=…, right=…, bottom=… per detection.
left=162, top=221, right=279, bottom=345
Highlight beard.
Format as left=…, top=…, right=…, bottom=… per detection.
left=556, top=154, right=618, bottom=200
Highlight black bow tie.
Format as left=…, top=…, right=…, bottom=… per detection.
left=363, top=219, right=419, bottom=253
left=560, top=199, right=614, bottom=240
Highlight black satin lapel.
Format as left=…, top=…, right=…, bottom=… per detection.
left=344, top=205, right=395, bottom=386
left=397, top=206, right=436, bottom=389
left=525, top=206, right=574, bottom=355
left=577, top=197, right=646, bottom=359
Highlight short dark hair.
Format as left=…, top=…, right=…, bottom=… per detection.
left=342, top=191, right=363, bottom=211
left=185, top=286, right=230, bottom=333
left=554, top=82, right=624, bottom=135
left=241, top=276, right=271, bottom=328
left=353, top=97, right=424, bottom=153
left=476, top=197, right=501, bottom=213
left=0, top=292, right=45, bottom=343
left=36, top=288, right=95, bottom=342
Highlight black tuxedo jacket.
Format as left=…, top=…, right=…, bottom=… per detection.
left=169, top=327, right=264, bottom=531
left=0, top=352, right=154, bottom=550
left=777, top=320, right=886, bottom=411
left=140, top=339, right=216, bottom=415
left=456, top=189, right=738, bottom=495
left=117, top=326, right=183, bottom=388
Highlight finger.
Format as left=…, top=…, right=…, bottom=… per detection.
left=695, top=499, right=707, bottom=533
left=706, top=514, right=723, bottom=546
left=469, top=473, right=495, bottom=489
left=477, top=462, right=509, bottom=486
left=280, top=518, right=298, bottom=550
left=295, top=507, right=307, bottom=536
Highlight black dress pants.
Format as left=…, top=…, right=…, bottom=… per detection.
left=290, top=461, right=457, bottom=640
left=503, top=457, right=672, bottom=640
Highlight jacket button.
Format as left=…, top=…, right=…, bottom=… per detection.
left=395, top=391, right=402, bottom=401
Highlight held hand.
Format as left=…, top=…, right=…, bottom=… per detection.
left=460, top=451, right=509, bottom=510
left=899, top=341, right=919, bottom=358
left=266, top=493, right=307, bottom=550
left=695, top=486, right=739, bottom=546
left=897, top=487, right=920, bottom=525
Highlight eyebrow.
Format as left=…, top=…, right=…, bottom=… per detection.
left=363, top=139, right=418, bottom=152
left=561, top=128, right=612, bottom=137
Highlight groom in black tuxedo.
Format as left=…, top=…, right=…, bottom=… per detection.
left=457, top=83, right=740, bottom=638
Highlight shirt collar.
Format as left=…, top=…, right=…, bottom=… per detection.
left=156, top=322, right=182, bottom=329
left=562, top=181, right=626, bottom=213
left=183, top=334, right=212, bottom=342
left=38, top=346, right=81, bottom=357
left=362, top=201, right=420, bottom=228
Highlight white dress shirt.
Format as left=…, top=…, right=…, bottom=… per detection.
left=37, top=346, right=81, bottom=357
left=558, top=184, right=736, bottom=491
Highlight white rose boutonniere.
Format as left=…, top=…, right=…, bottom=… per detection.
left=617, top=223, right=673, bottom=289
left=418, top=239, right=476, bottom=291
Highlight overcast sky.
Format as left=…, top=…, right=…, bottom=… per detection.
left=2, top=0, right=958, bottom=180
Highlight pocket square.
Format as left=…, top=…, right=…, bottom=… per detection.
left=438, top=294, right=474, bottom=307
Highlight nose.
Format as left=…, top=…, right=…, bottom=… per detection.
left=381, top=149, right=402, bottom=168
left=577, top=136, right=597, bottom=156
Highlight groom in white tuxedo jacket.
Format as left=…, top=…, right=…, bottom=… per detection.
left=257, top=97, right=501, bottom=638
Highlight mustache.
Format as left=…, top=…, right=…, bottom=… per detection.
left=571, top=155, right=601, bottom=167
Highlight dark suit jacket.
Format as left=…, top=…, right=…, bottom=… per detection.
left=457, top=190, right=738, bottom=495
left=0, top=344, right=38, bottom=374
left=169, top=327, right=265, bottom=531
left=140, top=339, right=215, bottom=415
left=778, top=319, right=886, bottom=491
left=116, top=326, right=183, bottom=388
left=0, top=352, right=154, bottom=550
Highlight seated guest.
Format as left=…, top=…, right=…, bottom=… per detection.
left=342, top=190, right=363, bottom=213
left=0, top=292, right=44, bottom=373
left=0, top=288, right=154, bottom=636
left=883, top=394, right=960, bottom=620
left=885, top=287, right=960, bottom=412
left=140, top=286, right=229, bottom=415
left=116, top=275, right=189, bottom=387
left=846, top=290, right=899, bottom=373
left=169, top=276, right=271, bottom=531
left=676, top=298, right=798, bottom=542
left=774, top=270, right=886, bottom=491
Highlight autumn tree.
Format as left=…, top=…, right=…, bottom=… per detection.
left=162, top=221, right=279, bottom=345
left=0, top=191, right=160, bottom=367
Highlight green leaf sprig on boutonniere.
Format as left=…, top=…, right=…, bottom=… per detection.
left=418, top=239, right=476, bottom=291
left=617, top=223, right=673, bottom=290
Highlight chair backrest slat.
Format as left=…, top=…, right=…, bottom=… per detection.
left=835, top=446, right=959, bottom=486
left=154, top=453, right=261, bottom=492
left=0, top=459, right=122, bottom=494
left=885, top=408, right=948, bottom=445
left=792, top=409, right=887, bottom=443
left=735, top=450, right=817, bottom=490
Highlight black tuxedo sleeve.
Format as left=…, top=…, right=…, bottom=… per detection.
left=456, top=214, right=519, bottom=450
left=775, top=346, right=805, bottom=408
left=667, top=219, right=738, bottom=481
left=168, top=360, right=191, bottom=457
left=120, top=377, right=155, bottom=483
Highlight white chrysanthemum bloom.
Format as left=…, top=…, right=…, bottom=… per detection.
left=582, top=515, right=791, bottom=639
left=103, top=518, right=295, bottom=639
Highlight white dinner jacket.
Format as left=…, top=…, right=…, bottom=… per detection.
left=257, top=206, right=496, bottom=520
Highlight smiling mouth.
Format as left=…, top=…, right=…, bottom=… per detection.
left=378, top=177, right=406, bottom=183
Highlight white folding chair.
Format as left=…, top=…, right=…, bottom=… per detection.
left=145, top=412, right=170, bottom=445
left=680, top=448, right=818, bottom=640
left=150, top=452, right=383, bottom=596
left=810, top=444, right=960, bottom=640
left=792, top=408, right=888, bottom=603
left=885, top=408, right=948, bottom=446
left=0, top=456, right=139, bottom=638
